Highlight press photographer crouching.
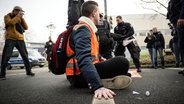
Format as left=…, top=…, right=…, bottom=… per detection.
left=0, top=6, right=35, bottom=80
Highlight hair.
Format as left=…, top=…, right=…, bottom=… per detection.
left=99, top=13, right=103, bottom=19
left=116, top=15, right=122, bottom=20
left=81, top=1, right=98, bottom=17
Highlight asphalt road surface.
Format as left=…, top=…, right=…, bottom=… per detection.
left=0, top=67, right=184, bottom=104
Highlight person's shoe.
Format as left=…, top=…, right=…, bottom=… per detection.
left=154, top=66, right=158, bottom=69
left=27, top=72, right=35, bottom=76
left=0, top=75, right=6, bottom=80
left=176, top=64, right=179, bottom=68
left=161, top=66, right=165, bottom=69
left=137, top=68, right=142, bottom=72
left=92, top=97, right=115, bottom=104
left=150, top=66, right=154, bottom=68
left=178, top=70, right=184, bottom=75
left=102, top=75, right=132, bottom=89
left=126, top=73, right=132, bottom=77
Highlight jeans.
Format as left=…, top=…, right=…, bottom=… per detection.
left=148, top=48, right=154, bottom=66
left=173, top=42, right=180, bottom=65
left=153, top=47, right=165, bottom=66
left=0, top=39, right=32, bottom=76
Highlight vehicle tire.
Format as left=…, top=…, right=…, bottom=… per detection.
left=39, top=65, right=44, bottom=67
left=20, top=66, right=24, bottom=69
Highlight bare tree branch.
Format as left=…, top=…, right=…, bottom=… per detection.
left=141, top=6, right=167, bottom=17
left=155, top=0, right=167, bottom=9
left=140, top=0, right=169, bottom=17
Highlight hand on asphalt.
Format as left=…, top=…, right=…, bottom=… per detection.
left=94, top=87, right=116, bottom=99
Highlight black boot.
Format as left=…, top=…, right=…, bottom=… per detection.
left=27, top=72, right=35, bottom=76
left=0, top=75, right=6, bottom=80
left=178, top=70, right=184, bottom=75
left=137, top=68, right=142, bottom=72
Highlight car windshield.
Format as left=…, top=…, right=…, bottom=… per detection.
left=28, top=50, right=42, bottom=57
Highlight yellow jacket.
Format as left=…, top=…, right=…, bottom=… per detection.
left=4, top=13, right=28, bottom=40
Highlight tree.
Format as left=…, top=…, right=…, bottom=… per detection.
left=139, top=0, right=170, bottom=17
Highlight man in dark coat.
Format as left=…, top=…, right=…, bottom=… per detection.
left=144, top=30, right=154, bottom=68
left=113, top=16, right=141, bottom=72
left=167, top=0, right=184, bottom=75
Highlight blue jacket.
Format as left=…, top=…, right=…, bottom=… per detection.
left=69, top=18, right=103, bottom=92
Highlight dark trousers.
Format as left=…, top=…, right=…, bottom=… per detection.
left=177, top=27, right=184, bottom=65
left=114, top=43, right=125, bottom=57
left=127, top=42, right=141, bottom=68
left=67, top=56, right=129, bottom=88
left=115, top=42, right=141, bottom=68
left=0, top=39, right=32, bottom=76
left=99, top=49, right=112, bottom=59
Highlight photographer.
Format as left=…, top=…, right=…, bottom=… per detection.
left=0, top=6, right=35, bottom=80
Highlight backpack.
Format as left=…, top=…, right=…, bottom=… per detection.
left=49, top=26, right=74, bottom=75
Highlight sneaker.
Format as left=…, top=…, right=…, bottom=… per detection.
left=161, top=66, right=165, bottom=69
left=0, top=75, right=6, bottom=80
left=102, top=75, right=132, bottom=90
left=92, top=97, right=115, bottom=104
left=154, top=66, right=158, bottom=69
left=27, top=72, right=35, bottom=76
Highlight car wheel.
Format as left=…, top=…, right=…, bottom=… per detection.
left=20, top=66, right=24, bottom=69
left=39, top=65, right=44, bottom=67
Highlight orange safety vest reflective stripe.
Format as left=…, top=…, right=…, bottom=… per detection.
left=65, top=22, right=100, bottom=76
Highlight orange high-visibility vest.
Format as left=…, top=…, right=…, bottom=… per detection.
left=65, top=22, right=100, bottom=76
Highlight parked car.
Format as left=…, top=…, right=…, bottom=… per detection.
left=7, top=49, right=46, bottom=69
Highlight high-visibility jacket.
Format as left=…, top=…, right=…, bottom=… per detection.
left=65, top=22, right=100, bottom=76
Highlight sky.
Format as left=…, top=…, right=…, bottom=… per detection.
left=0, top=0, right=168, bottom=42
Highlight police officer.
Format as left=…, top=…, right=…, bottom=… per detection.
left=114, top=16, right=141, bottom=72
left=45, top=36, right=54, bottom=70
left=96, top=13, right=113, bottom=59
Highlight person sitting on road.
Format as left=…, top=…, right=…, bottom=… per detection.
left=65, top=0, right=132, bottom=101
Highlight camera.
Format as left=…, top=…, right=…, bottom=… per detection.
left=168, top=23, right=174, bottom=30
left=19, top=11, right=24, bottom=16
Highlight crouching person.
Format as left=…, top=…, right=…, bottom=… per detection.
left=65, top=0, right=132, bottom=101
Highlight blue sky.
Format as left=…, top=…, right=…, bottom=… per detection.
left=0, top=0, right=167, bottom=42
